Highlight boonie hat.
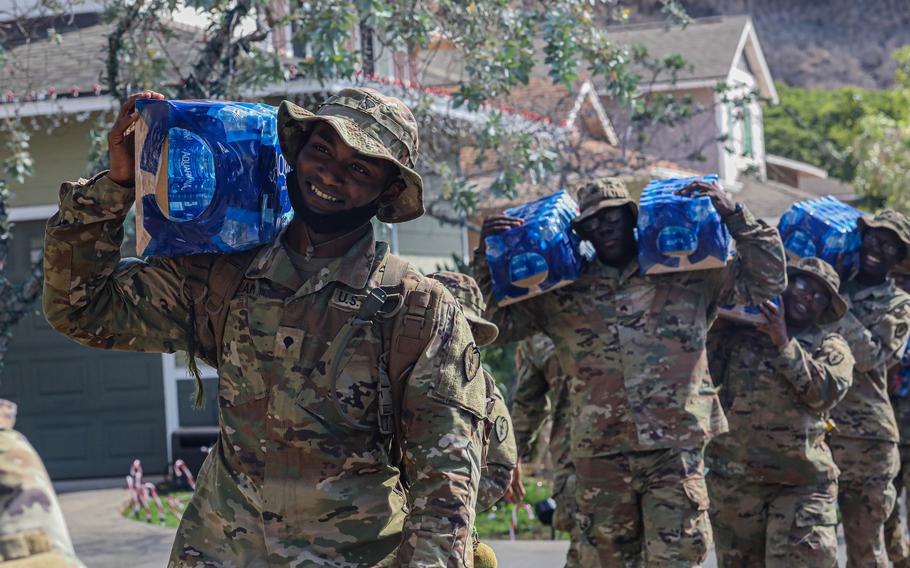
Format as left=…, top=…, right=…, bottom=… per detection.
left=427, top=271, right=499, bottom=346
left=572, top=177, right=638, bottom=226
left=786, top=256, right=849, bottom=324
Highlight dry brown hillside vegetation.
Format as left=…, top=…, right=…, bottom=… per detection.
left=627, top=0, right=910, bottom=89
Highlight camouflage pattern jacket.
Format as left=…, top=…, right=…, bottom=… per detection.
left=43, top=173, right=485, bottom=567
left=473, top=206, right=786, bottom=457
left=476, top=375, right=517, bottom=511
left=0, top=400, right=84, bottom=568
left=511, top=334, right=571, bottom=480
left=706, top=324, right=854, bottom=485
left=827, top=277, right=910, bottom=443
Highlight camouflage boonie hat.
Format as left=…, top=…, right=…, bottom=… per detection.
left=278, top=87, right=424, bottom=223
left=859, top=209, right=910, bottom=271
left=427, top=271, right=499, bottom=346
left=572, top=177, right=638, bottom=226
left=786, top=257, right=848, bottom=324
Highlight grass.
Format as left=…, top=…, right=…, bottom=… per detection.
left=121, top=491, right=192, bottom=529
left=475, top=476, right=570, bottom=541
left=122, top=478, right=566, bottom=541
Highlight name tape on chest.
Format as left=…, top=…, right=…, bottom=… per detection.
left=331, top=289, right=367, bottom=312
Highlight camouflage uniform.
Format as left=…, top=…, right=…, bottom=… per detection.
left=0, top=400, right=84, bottom=568
left=706, top=257, right=854, bottom=568
left=44, top=89, right=485, bottom=567
left=825, top=210, right=910, bottom=568
left=886, top=346, right=910, bottom=567
left=885, top=266, right=910, bottom=568
left=472, top=179, right=787, bottom=566
left=512, top=334, right=595, bottom=568
left=427, top=271, right=517, bottom=512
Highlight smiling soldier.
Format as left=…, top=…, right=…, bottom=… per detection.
left=43, top=88, right=486, bottom=567
left=706, top=257, right=854, bottom=567
left=826, top=210, right=910, bottom=567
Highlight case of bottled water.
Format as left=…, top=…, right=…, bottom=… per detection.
left=485, top=191, right=592, bottom=306
left=133, top=99, right=293, bottom=256
left=636, top=175, right=731, bottom=276
left=777, top=196, right=863, bottom=278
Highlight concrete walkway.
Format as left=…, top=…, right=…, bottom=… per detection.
left=57, top=487, right=857, bottom=567
left=60, top=488, right=173, bottom=568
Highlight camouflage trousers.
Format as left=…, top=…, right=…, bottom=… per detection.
left=885, top=444, right=910, bottom=568
left=552, top=471, right=598, bottom=568
left=707, top=473, right=838, bottom=568
left=829, top=437, right=899, bottom=568
left=574, top=446, right=711, bottom=568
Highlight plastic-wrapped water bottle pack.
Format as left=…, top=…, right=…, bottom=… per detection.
left=485, top=191, right=593, bottom=306
left=777, top=196, right=863, bottom=279
left=636, top=175, right=731, bottom=276
left=134, top=99, right=293, bottom=256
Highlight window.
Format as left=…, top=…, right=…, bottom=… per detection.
left=742, top=108, right=754, bottom=158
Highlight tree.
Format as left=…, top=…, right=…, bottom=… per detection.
left=0, top=0, right=700, bottom=377
left=763, top=80, right=910, bottom=182
left=852, top=115, right=910, bottom=212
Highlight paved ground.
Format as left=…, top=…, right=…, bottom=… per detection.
left=57, top=486, right=859, bottom=567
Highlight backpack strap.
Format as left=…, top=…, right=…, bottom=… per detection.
left=182, top=248, right=260, bottom=405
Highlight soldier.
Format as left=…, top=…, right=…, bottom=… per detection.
left=44, top=89, right=486, bottom=567
left=706, top=257, right=854, bottom=567
left=882, top=265, right=910, bottom=568
left=0, top=399, right=84, bottom=568
left=426, top=270, right=518, bottom=510
left=825, top=210, right=910, bottom=568
left=511, top=333, right=596, bottom=568
left=473, top=177, right=786, bottom=566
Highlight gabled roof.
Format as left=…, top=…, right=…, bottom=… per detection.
left=604, top=15, right=778, bottom=103
left=1, top=18, right=201, bottom=107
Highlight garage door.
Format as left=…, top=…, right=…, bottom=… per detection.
left=0, top=220, right=167, bottom=479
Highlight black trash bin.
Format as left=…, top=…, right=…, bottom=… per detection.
left=170, top=426, right=219, bottom=488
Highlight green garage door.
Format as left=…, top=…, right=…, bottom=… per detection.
left=0, top=220, right=167, bottom=479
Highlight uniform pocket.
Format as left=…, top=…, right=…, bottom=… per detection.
left=683, top=477, right=710, bottom=512
left=795, top=498, right=838, bottom=527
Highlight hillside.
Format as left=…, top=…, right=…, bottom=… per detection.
left=628, top=0, right=910, bottom=89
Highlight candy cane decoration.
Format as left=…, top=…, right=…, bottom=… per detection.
left=509, top=503, right=535, bottom=540
left=125, top=475, right=141, bottom=518
left=143, top=483, right=167, bottom=526
left=174, top=459, right=196, bottom=490
left=131, top=460, right=143, bottom=489
left=166, top=494, right=184, bottom=518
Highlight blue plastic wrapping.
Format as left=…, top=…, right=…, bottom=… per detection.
left=485, top=191, right=592, bottom=306
left=636, top=175, right=731, bottom=275
left=895, top=338, right=910, bottom=399
left=134, top=99, right=293, bottom=256
left=777, top=196, right=863, bottom=279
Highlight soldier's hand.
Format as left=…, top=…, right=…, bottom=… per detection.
left=502, top=462, right=526, bottom=503
left=107, top=90, right=165, bottom=187
left=755, top=299, right=789, bottom=348
left=675, top=180, right=737, bottom=217
left=478, top=215, right=524, bottom=255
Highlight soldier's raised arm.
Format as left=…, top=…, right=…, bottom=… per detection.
left=43, top=91, right=192, bottom=353
left=835, top=298, right=910, bottom=373
left=470, top=215, right=546, bottom=344
left=396, top=286, right=486, bottom=567
left=776, top=333, right=855, bottom=412
left=678, top=182, right=787, bottom=306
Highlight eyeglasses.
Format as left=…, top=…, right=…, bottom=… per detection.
left=792, top=275, right=831, bottom=308
left=865, top=230, right=905, bottom=258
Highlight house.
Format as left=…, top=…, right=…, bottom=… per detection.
left=0, top=5, right=612, bottom=479
left=601, top=15, right=779, bottom=188
left=1, top=8, right=849, bottom=479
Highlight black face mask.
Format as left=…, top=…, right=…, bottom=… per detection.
left=287, top=170, right=380, bottom=234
